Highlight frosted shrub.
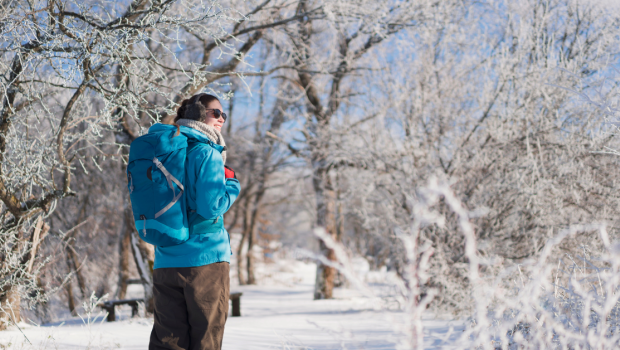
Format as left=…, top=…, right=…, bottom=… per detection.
left=411, top=183, right=620, bottom=349
left=316, top=177, right=620, bottom=349
left=465, top=227, right=620, bottom=350
left=313, top=177, right=470, bottom=349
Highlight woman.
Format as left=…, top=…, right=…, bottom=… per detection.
left=149, top=93, right=240, bottom=350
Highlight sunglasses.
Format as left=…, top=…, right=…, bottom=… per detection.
left=205, top=109, right=227, bottom=123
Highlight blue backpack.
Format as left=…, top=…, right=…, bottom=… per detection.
left=127, top=124, right=189, bottom=246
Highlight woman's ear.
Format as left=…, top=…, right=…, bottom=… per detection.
left=184, top=101, right=207, bottom=121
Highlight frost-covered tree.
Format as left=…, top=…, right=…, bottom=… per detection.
left=1, top=0, right=313, bottom=325
left=333, top=0, right=620, bottom=313
left=255, top=0, right=442, bottom=300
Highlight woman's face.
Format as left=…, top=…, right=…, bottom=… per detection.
left=203, top=100, right=225, bottom=132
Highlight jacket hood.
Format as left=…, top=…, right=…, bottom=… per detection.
left=148, top=123, right=225, bottom=153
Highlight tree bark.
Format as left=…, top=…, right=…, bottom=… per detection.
left=33, top=277, right=50, bottom=323
left=131, top=231, right=154, bottom=313
left=117, top=225, right=131, bottom=300
left=124, top=199, right=154, bottom=312
left=334, top=183, right=346, bottom=288
left=237, top=196, right=252, bottom=285
left=0, top=285, right=21, bottom=328
left=246, top=224, right=256, bottom=285
left=291, top=5, right=339, bottom=299
left=313, top=168, right=338, bottom=300
left=66, top=246, right=87, bottom=299
left=0, top=219, right=49, bottom=328
left=65, top=282, right=77, bottom=316
left=245, top=194, right=257, bottom=285
left=62, top=195, right=90, bottom=302
left=137, top=238, right=155, bottom=275
left=246, top=186, right=266, bottom=285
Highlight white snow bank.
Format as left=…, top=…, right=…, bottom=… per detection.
left=0, top=259, right=464, bottom=349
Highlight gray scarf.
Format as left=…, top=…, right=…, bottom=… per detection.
left=176, top=118, right=227, bottom=164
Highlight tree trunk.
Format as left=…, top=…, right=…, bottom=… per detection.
left=0, top=285, right=21, bottom=328
left=137, top=238, right=155, bottom=276
left=66, top=246, right=87, bottom=299
left=313, top=167, right=338, bottom=300
left=246, top=226, right=256, bottom=285
left=245, top=198, right=257, bottom=285
left=65, top=282, right=77, bottom=316
left=0, top=218, right=51, bottom=328
left=124, top=200, right=154, bottom=313
left=314, top=241, right=337, bottom=299
left=33, top=277, right=50, bottom=323
left=246, top=191, right=265, bottom=285
left=117, top=225, right=131, bottom=299
left=334, top=188, right=346, bottom=288
left=130, top=230, right=154, bottom=313
left=236, top=196, right=252, bottom=285
left=236, top=232, right=247, bottom=285
left=64, top=197, right=89, bottom=301
left=236, top=231, right=246, bottom=285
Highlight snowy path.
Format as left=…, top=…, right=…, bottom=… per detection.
left=223, top=284, right=464, bottom=349
left=226, top=284, right=400, bottom=349
left=0, top=261, right=464, bottom=349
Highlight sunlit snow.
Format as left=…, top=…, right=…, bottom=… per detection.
left=0, top=258, right=463, bottom=349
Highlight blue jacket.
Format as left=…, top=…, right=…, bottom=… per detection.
left=153, top=125, right=241, bottom=269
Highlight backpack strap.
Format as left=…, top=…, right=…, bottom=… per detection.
left=153, top=157, right=184, bottom=219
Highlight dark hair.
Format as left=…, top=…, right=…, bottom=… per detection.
left=174, top=93, right=220, bottom=123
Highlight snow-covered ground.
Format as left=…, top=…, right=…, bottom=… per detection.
left=0, top=258, right=464, bottom=349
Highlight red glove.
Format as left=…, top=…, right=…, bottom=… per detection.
left=224, top=165, right=236, bottom=179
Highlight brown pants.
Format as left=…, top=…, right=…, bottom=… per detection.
left=149, top=262, right=230, bottom=350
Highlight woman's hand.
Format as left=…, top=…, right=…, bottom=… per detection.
left=224, top=165, right=236, bottom=179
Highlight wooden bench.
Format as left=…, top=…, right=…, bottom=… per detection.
left=99, top=293, right=243, bottom=321
left=99, top=298, right=143, bottom=322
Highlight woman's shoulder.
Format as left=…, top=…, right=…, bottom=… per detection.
left=188, top=141, right=214, bottom=159
left=187, top=141, right=223, bottom=166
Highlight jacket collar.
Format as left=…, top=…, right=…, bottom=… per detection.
left=178, top=125, right=225, bottom=153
